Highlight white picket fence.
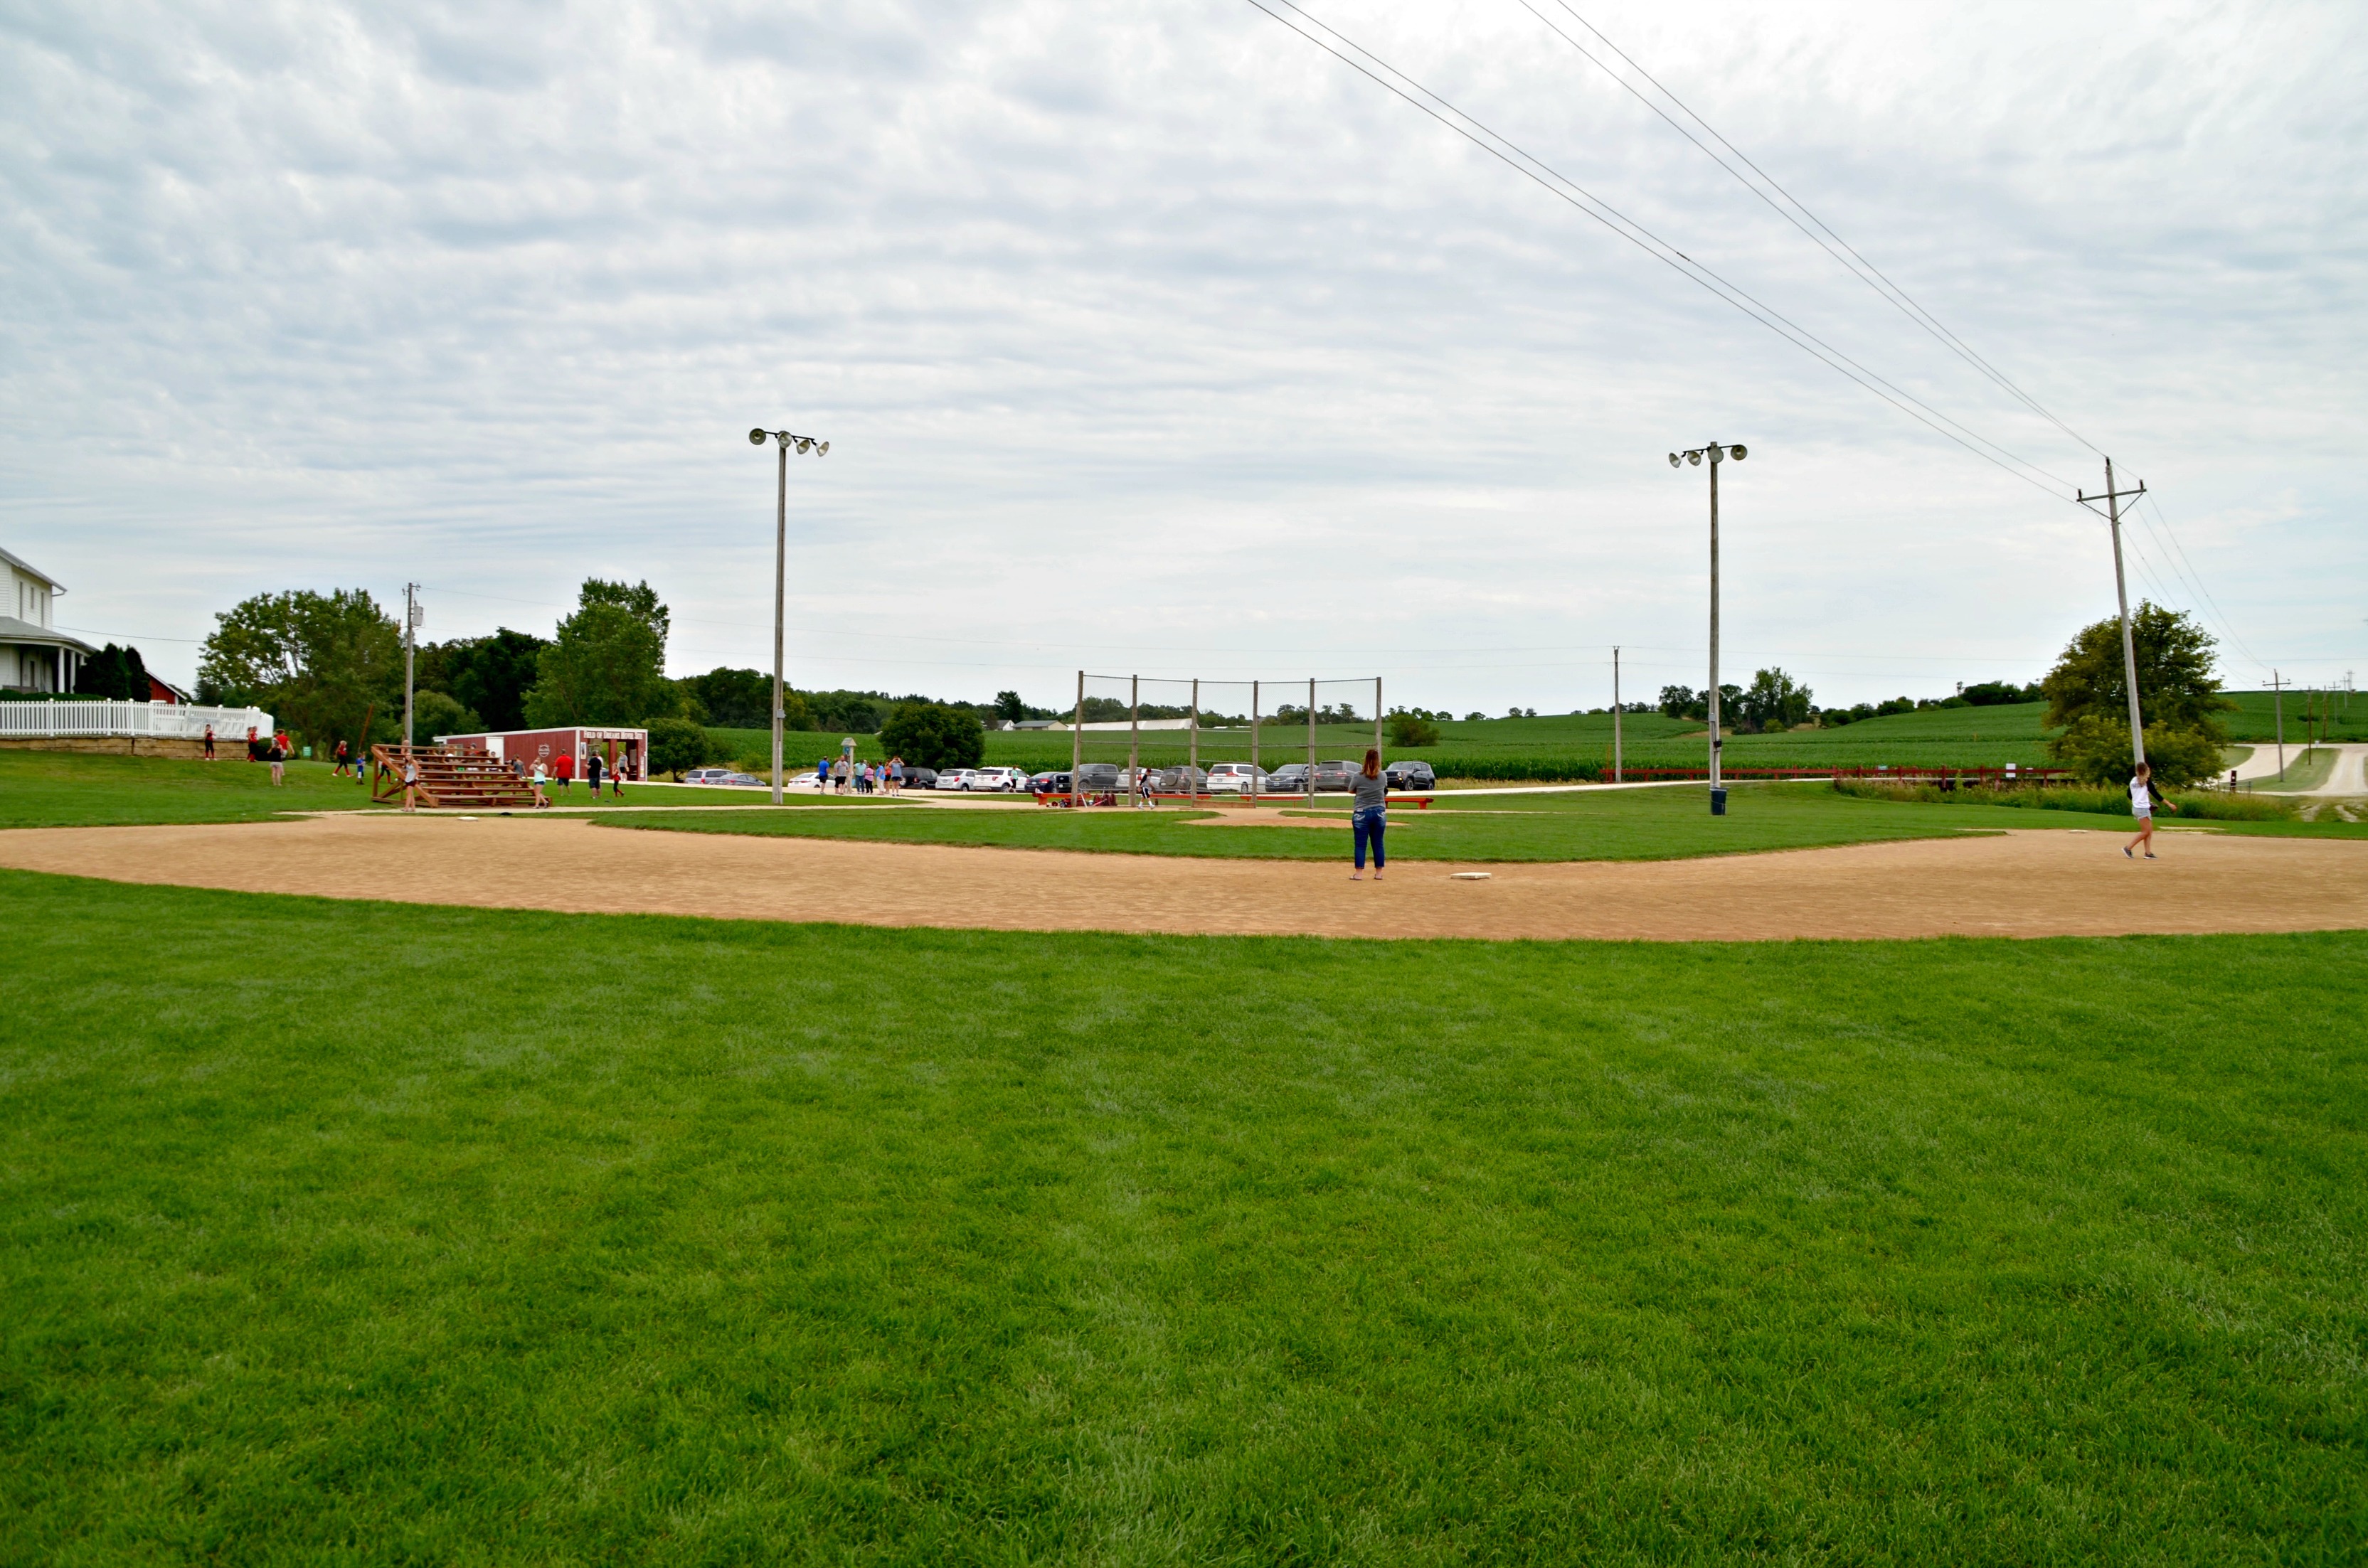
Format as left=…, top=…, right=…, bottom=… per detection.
left=0, top=700, right=275, bottom=740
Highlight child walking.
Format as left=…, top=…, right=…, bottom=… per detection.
left=2123, top=761, right=2175, bottom=858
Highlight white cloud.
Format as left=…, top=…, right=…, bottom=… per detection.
left=4, top=0, right=2363, bottom=705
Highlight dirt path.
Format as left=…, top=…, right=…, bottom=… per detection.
left=4, top=814, right=2366, bottom=942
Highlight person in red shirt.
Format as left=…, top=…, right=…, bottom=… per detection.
left=556, top=752, right=575, bottom=791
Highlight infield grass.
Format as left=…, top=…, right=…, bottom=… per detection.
left=4, top=872, right=2362, bottom=1563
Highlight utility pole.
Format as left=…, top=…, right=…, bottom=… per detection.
left=2268, top=670, right=2286, bottom=781
left=402, top=582, right=420, bottom=754
left=1071, top=670, right=1083, bottom=807
left=1613, top=646, right=1623, bottom=784
left=2076, top=459, right=2150, bottom=770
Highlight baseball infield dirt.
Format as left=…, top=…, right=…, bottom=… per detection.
left=4, top=814, right=2365, bottom=941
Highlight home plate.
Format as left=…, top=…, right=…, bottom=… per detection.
left=1450, top=871, right=1492, bottom=881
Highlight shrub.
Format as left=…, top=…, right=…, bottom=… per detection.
left=646, top=716, right=719, bottom=779
left=1386, top=713, right=1440, bottom=748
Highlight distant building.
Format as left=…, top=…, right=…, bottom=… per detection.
left=1, top=548, right=92, bottom=693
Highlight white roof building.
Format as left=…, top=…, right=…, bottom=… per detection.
left=1, top=548, right=92, bottom=693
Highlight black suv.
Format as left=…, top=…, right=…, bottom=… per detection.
left=1072, top=762, right=1122, bottom=795
left=1384, top=759, right=1435, bottom=789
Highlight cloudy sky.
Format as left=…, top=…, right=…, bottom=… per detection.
left=4, top=0, right=2363, bottom=712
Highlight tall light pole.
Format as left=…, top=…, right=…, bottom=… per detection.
left=2076, top=460, right=2149, bottom=772
left=403, top=582, right=421, bottom=754
left=1668, top=442, right=1746, bottom=814
left=749, top=426, right=830, bottom=804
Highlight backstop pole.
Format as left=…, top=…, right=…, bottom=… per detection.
left=1072, top=669, right=1083, bottom=806
left=1251, top=681, right=1260, bottom=798
left=1189, top=678, right=1199, bottom=801
left=1130, top=673, right=1140, bottom=808
left=1374, top=676, right=1383, bottom=764
left=1306, top=677, right=1316, bottom=802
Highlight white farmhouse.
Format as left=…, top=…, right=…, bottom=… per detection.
left=1, top=548, right=92, bottom=693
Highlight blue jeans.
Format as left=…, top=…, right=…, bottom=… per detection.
left=1354, top=806, right=1386, bottom=869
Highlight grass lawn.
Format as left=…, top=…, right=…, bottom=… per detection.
left=2259, top=747, right=2340, bottom=793
left=595, top=781, right=2368, bottom=863
left=2223, top=689, right=2368, bottom=745
left=0, top=750, right=753, bottom=828
left=3, top=873, right=2362, bottom=1563
left=0, top=750, right=385, bottom=827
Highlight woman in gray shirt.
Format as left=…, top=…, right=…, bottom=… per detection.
left=1352, top=748, right=1388, bottom=880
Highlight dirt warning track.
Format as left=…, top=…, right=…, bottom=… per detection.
left=4, top=814, right=2366, bottom=942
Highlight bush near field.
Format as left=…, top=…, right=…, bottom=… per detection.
left=1830, top=779, right=2294, bottom=821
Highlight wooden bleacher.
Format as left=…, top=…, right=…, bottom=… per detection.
left=369, top=745, right=543, bottom=810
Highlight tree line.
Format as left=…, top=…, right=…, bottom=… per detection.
left=192, top=579, right=1004, bottom=767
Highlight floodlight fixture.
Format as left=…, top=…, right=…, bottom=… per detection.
left=1667, top=438, right=1753, bottom=814
left=749, top=428, right=766, bottom=446
left=1687, top=449, right=1701, bottom=466
left=1668, top=452, right=1680, bottom=467
left=1729, top=444, right=1746, bottom=461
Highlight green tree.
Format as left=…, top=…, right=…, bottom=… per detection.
left=878, top=701, right=984, bottom=770
left=418, top=629, right=548, bottom=732
left=198, top=589, right=401, bottom=747
left=994, top=690, right=1026, bottom=723
left=679, top=667, right=812, bottom=730
left=524, top=580, right=676, bottom=727
left=406, top=690, right=483, bottom=745
left=644, top=717, right=720, bottom=779
left=1386, top=713, right=1440, bottom=748
left=2042, top=603, right=2232, bottom=786
left=73, top=643, right=151, bottom=700
left=1738, top=668, right=1813, bottom=732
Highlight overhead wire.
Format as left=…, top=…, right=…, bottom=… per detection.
left=1241, top=0, right=2082, bottom=502
left=1530, top=0, right=2103, bottom=457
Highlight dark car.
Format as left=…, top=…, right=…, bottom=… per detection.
left=1384, top=759, right=1435, bottom=790
left=1073, top=762, right=1122, bottom=795
left=1152, top=765, right=1208, bottom=795
left=1030, top=770, right=1072, bottom=794
left=903, top=766, right=939, bottom=790
left=1265, top=762, right=1311, bottom=792
left=1311, top=759, right=1357, bottom=793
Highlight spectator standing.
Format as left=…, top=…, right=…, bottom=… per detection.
left=585, top=750, right=604, bottom=797
left=888, top=757, right=904, bottom=795
left=556, top=751, right=575, bottom=791
left=269, top=740, right=286, bottom=787
left=1349, top=747, right=1388, bottom=880
left=400, top=752, right=422, bottom=812
left=203, top=724, right=216, bottom=762
left=833, top=755, right=850, bottom=794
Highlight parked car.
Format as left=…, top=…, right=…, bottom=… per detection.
left=1031, top=770, right=1073, bottom=794
left=723, top=772, right=763, bottom=787
left=681, top=767, right=736, bottom=785
left=971, top=766, right=1030, bottom=791
left=1311, top=759, right=1357, bottom=792
left=901, top=766, right=938, bottom=790
left=936, top=768, right=979, bottom=791
left=1073, top=762, right=1122, bottom=795
left=1266, top=762, right=1311, bottom=791
left=1152, top=764, right=1208, bottom=794
left=1384, top=759, right=1435, bottom=790
left=1205, top=762, right=1269, bottom=795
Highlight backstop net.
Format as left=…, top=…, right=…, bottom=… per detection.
left=1043, top=673, right=1390, bottom=800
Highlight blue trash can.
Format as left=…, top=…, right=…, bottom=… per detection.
left=1710, top=786, right=1728, bottom=816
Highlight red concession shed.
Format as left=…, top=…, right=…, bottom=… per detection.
left=439, top=726, right=649, bottom=780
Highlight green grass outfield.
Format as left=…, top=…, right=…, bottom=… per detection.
left=598, top=781, right=2368, bottom=863
left=3, top=872, right=2362, bottom=1562
left=715, top=703, right=2063, bottom=779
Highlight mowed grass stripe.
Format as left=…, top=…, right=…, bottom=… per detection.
left=4, top=872, right=2362, bottom=1563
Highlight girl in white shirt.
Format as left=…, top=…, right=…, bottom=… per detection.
left=2123, top=762, right=2175, bottom=859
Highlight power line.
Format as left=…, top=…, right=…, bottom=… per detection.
left=1529, top=1, right=2103, bottom=457
left=1243, top=0, right=2083, bottom=503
